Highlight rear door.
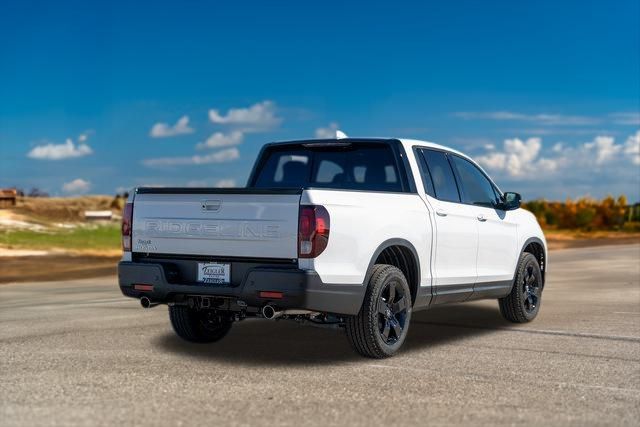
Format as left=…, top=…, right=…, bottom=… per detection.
left=448, top=155, right=519, bottom=284
left=132, top=189, right=301, bottom=259
left=416, top=149, right=478, bottom=302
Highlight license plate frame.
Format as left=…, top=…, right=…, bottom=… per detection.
left=197, top=262, right=231, bottom=285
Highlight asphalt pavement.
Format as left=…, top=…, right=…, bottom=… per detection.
left=1, top=244, right=639, bottom=426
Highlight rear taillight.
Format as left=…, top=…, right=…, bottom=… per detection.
left=298, top=205, right=330, bottom=258
left=122, top=203, right=133, bottom=252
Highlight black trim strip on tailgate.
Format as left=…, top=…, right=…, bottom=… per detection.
left=133, top=252, right=297, bottom=265
left=135, top=187, right=303, bottom=195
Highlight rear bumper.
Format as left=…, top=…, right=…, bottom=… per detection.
left=117, top=261, right=365, bottom=315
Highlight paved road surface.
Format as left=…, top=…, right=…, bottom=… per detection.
left=1, top=245, right=639, bottom=426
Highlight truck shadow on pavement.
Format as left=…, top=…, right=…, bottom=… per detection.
left=154, top=303, right=511, bottom=366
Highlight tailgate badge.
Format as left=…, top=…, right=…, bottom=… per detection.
left=202, top=199, right=222, bottom=212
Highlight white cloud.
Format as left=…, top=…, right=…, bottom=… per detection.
left=115, top=186, right=132, bottom=195
left=215, top=179, right=237, bottom=188
left=535, top=158, right=559, bottom=173
left=62, top=178, right=91, bottom=194
left=610, top=112, right=640, bottom=125
left=584, top=136, right=620, bottom=164
left=136, top=182, right=165, bottom=188
left=624, top=130, right=640, bottom=165
left=476, top=152, right=507, bottom=171
left=315, top=122, right=340, bottom=139
left=453, top=111, right=600, bottom=126
left=559, top=134, right=635, bottom=172
left=472, top=131, right=640, bottom=200
left=150, top=115, right=195, bottom=138
left=208, top=101, right=281, bottom=131
left=185, top=180, right=209, bottom=187
left=77, top=130, right=94, bottom=142
left=185, top=178, right=237, bottom=188
left=142, top=147, right=240, bottom=167
left=455, top=110, right=640, bottom=128
left=196, top=131, right=243, bottom=149
left=505, top=128, right=618, bottom=136
left=28, top=138, right=93, bottom=160
left=477, top=131, right=640, bottom=180
left=476, top=137, right=550, bottom=177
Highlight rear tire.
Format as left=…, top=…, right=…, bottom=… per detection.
left=345, top=264, right=412, bottom=358
left=169, top=305, right=233, bottom=343
left=499, top=252, right=543, bottom=323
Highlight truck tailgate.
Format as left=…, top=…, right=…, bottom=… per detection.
left=131, top=189, right=301, bottom=259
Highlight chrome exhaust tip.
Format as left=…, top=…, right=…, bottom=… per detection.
left=262, top=306, right=317, bottom=320
left=262, top=304, right=278, bottom=319
left=140, top=296, right=158, bottom=309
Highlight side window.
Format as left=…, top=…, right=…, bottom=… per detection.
left=450, top=155, right=500, bottom=207
left=420, top=149, right=460, bottom=203
left=414, top=149, right=435, bottom=196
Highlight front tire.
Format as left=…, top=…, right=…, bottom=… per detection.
left=499, top=252, right=543, bottom=323
left=169, top=305, right=233, bottom=343
left=346, top=264, right=412, bottom=358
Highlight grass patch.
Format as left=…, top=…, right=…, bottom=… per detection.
left=0, top=224, right=121, bottom=251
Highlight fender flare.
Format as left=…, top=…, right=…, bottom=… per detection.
left=362, top=238, right=422, bottom=304
left=516, top=236, right=547, bottom=286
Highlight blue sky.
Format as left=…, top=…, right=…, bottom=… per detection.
left=1, top=0, right=639, bottom=201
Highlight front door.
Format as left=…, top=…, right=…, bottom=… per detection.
left=448, top=155, right=519, bottom=287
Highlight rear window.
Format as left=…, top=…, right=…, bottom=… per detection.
left=252, top=143, right=404, bottom=192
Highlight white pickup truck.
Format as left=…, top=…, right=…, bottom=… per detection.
left=118, top=137, right=547, bottom=358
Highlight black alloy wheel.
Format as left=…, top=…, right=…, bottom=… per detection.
left=346, top=264, right=413, bottom=358
left=499, top=252, right=543, bottom=323
left=377, top=280, right=409, bottom=345
left=522, top=263, right=541, bottom=314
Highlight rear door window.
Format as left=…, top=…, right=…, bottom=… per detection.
left=414, top=149, right=436, bottom=197
left=419, top=149, right=461, bottom=203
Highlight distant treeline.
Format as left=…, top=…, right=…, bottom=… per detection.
left=523, top=196, right=640, bottom=231
left=7, top=187, right=49, bottom=198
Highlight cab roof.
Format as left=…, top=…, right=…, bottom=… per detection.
left=267, top=137, right=469, bottom=159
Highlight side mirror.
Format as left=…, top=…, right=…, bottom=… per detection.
left=500, top=192, right=521, bottom=211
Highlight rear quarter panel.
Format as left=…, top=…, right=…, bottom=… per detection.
left=300, top=189, right=432, bottom=286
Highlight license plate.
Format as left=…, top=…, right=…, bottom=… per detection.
left=197, top=262, right=230, bottom=284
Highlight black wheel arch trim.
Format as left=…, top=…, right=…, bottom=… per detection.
left=516, top=236, right=547, bottom=287
left=363, top=238, right=423, bottom=307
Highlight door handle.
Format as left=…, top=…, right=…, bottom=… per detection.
left=477, top=214, right=487, bottom=222
left=436, top=209, right=448, bottom=217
